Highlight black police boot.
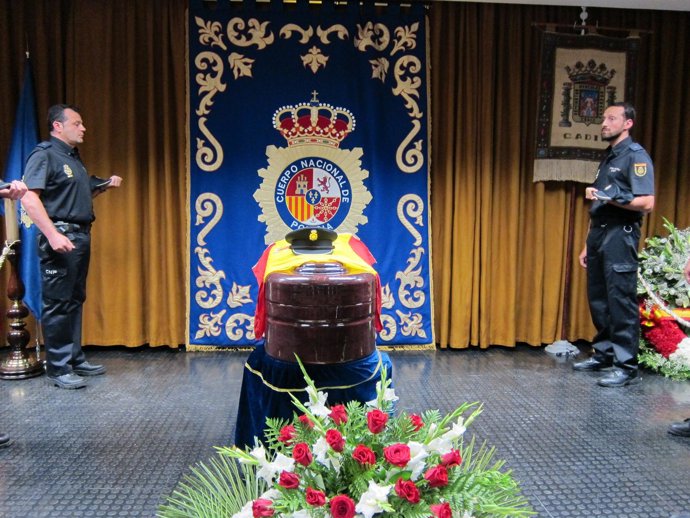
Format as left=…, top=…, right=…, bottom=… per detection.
left=668, top=418, right=690, bottom=437
left=597, top=368, right=640, bottom=387
left=47, top=373, right=87, bottom=389
left=572, top=356, right=612, bottom=371
left=73, top=361, right=106, bottom=376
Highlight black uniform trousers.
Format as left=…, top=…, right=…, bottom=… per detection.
left=585, top=220, right=641, bottom=371
left=38, top=228, right=91, bottom=377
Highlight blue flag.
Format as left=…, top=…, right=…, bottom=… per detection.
left=2, top=58, right=42, bottom=319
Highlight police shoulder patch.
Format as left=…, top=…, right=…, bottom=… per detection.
left=634, top=163, right=648, bottom=177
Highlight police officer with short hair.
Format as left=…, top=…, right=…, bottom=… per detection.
left=573, top=102, right=655, bottom=388
left=21, top=104, right=122, bottom=389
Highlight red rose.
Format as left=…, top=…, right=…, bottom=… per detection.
left=440, top=449, right=462, bottom=467
left=252, top=498, right=274, bottom=517
left=298, top=414, right=315, bottom=428
left=278, top=424, right=295, bottom=444
left=329, top=404, right=348, bottom=425
left=278, top=470, right=300, bottom=489
left=305, top=487, right=327, bottom=507
left=409, top=414, right=424, bottom=431
left=352, top=444, right=377, bottom=466
left=292, top=442, right=313, bottom=466
left=394, top=478, right=420, bottom=504
left=326, top=429, right=345, bottom=452
left=383, top=443, right=411, bottom=467
left=367, top=409, right=388, bottom=434
left=330, top=494, right=356, bottom=518
left=430, top=502, right=453, bottom=518
left=424, top=465, right=449, bottom=487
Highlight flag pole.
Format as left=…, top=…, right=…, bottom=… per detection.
left=0, top=200, right=42, bottom=379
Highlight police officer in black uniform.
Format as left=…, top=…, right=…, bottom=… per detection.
left=573, top=102, right=655, bottom=388
left=21, top=104, right=122, bottom=389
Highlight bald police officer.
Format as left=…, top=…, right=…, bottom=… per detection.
left=21, top=104, right=122, bottom=389
left=573, top=102, right=655, bottom=388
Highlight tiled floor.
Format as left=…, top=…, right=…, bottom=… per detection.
left=1, top=343, right=689, bottom=517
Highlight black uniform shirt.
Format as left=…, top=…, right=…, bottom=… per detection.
left=23, top=136, right=96, bottom=224
left=590, top=136, right=655, bottom=222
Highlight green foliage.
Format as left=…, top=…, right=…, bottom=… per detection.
left=638, top=340, right=690, bottom=381
left=157, top=453, right=267, bottom=517
left=638, top=218, right=690, bottom=308
left=158, top=361, right=532, bottom=517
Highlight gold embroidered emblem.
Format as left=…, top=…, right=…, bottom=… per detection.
left=63, top=164, right=74, bottom=178
left=254, top=93, right=372, bottom=245
left=309, top=229, right=318, bottom=241
left=634, top=163, right=647, bottom=177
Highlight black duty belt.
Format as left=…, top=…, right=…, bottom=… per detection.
left=590, top=217, right=641, bottom=227
left=53, top=221, right=91, bottom=234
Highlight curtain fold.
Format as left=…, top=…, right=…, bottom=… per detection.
left=1, top=1, right=688, bottom=350
left=430, top=3, right=690, bottom=348
left=0, top=0, right=187, bottom=347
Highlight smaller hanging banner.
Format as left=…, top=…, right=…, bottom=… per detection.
left=533, top=32, right=639, bottom=183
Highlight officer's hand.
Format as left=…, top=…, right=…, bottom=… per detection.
left=1, top=180, right=28, bottom=200
left=578, top=246, right=587, bottom=269
left=585, top=187, right=597, bottom=201
left=107, top=175, right=123, bottom=188
left=49, top=233, right=75, bottom=253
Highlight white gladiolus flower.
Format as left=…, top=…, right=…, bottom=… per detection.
left=260, top=488, right=282, bottom=501
left=231, top=500, right=252, bottom=518
left=313, top=436, right=330, bottom=465
left=249, top=445, right=268, bottom=463
left=306, top=385, right=331, bottom=417
left=366, top=381, right=399, bottom=408
left=256, top=452, right=295, bottom=483
left=427, top=417, right=466, bottom=455
left=313, top=437, right=342, bottom=472
left=407, top=441, right=430, bottom=480
left=355, top=480, right=393, bottom=518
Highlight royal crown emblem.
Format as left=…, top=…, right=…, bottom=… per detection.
left=273, top=91, right=356, bottom=148
left=559, top=59, right=617, bottom=127
left=255, top=92, right=372, bottom=245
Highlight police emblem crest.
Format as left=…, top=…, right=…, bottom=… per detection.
left=254, top=92, right=372, bottom=244
left=634, top=162, right=647, bottom=177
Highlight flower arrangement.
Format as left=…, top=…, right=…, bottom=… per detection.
left=637, top=218, right=690, bottom=381
left=217, top=362, right=533, bottom=518
left=158, top=360, right=533, bottom=518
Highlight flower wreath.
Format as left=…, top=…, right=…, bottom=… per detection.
left=639, top=298, right=690, bottom=381
left=221, top=362, right=533, bottom=518
left=637, top=220, right=690, bottom=381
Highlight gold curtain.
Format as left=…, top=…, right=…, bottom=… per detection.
left=0, top=0, right=187, bottom=347
left=429, top=3, right=690, bottom=348
left=0, top=1, right=688, bottom=350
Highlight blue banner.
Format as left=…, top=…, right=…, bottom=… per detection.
left=188, top=1, right=433, bottom=348
left=2, top=58, right=41, bottom=319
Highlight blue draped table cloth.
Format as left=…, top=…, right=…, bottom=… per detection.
left=234, top=344, right=393, bottom=449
